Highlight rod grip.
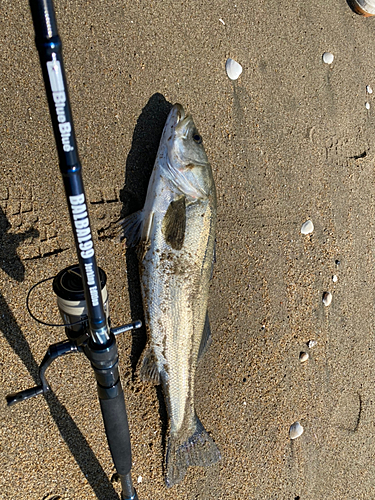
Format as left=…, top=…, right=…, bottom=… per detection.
left=6, top=385, right=44, bottom=406
left=99, top=389, right=132, bottom=475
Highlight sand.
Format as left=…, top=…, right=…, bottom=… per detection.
left=1, top=0, right=375, bottom=498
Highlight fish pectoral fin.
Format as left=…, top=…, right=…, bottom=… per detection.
left=198, top=312, right=212, bottom=361
left=165, top=416, right=221, bottom=488
left=162, top=196, right=186, bottom=250
left=139, top=348, right=161, bottom=385
left=117, top=210, right=144, bottom=248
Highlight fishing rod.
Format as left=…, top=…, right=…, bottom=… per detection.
left=6, top=1, right=140, bottom=499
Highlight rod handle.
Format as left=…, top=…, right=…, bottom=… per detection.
left=6, top=385, right=45, bottom=406
left=99, top=389, right=132, bottom=476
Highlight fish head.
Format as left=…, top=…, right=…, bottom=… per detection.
left=163, top=104, right=214, bottom=201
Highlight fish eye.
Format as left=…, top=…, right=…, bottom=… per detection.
left=193, top=133, right=202, bottom=144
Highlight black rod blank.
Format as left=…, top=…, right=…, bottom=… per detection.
left=29, top=0, right=108, bottom=344
left=28, top=2, right=138, bottom=498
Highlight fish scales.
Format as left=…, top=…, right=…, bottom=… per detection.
left=119, top=103, right=220, bottom=487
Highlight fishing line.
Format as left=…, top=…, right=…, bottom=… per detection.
left=26, top=275, right=86, bottom=328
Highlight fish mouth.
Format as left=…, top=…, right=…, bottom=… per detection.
left=174, top=104, right=195, bottom=138
left=162, top=104, right=187, bottom=144
left=163, top=104, right=194, bottom=144
left=165, top=103, right=185, bottom=129
left=174, top=103, right=186, bottom=123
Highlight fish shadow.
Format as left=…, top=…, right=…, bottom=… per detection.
left=119, top=93, right=173, bottom=376
left=119, top=93, right=173, bottom=471
left=0, top=208, right=119, bottom=499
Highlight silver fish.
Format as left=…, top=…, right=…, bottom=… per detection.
left=119, top=103, right=220, bottom=487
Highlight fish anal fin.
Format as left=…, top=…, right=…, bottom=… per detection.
left=165, top=416, right=221, bottom=488
left=162, top=196, right=186, bottom=250
left=198, top=312, right=212, bottom=361
left=139, top=348, right=161, bottom=385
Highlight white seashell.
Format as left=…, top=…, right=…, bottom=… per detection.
left=308, top=340, right=317, bottom=348
left=301, top=220, right=314, bottom=235
left=332, top=275, right=338, bottom=283
left=322, top=291, right=332, bottom=306
left=226, top=58, right=243, bottom=80
left=367, top=85, right=373, bottom=94
left=299, top=352, right=309, bottom=363
left=366, top=102, right=371, bottom=110
left=137, top=476, right=143, bottom=483
left=348, top=0, right=375, bottom=16
left=289, top=422, right=304, bottom=440
left=322, top=52, right=334, bottom=64
left=219, top=18, right=225, bottom=25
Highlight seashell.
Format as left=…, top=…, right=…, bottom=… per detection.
left=366, top=102, right=371, bottom=110
left=322, top=52, right=334, bottom=64
left=322, top=291, right=332, bottom=306
left=289, top=421, right=304, bottom=440
left=347, top=0, right=375, bottom=16
left=301, top=220, right=314, bottom=235
left=308, top=340, right=317, bottom=348
left=367, top=85, right=373, bottom=94
left=299, top=352, right=309, bottom=363
left=226, top=58, right=243, bottom=80
left=332, top=275, right=338, bottom=283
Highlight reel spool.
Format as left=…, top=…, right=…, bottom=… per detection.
left=53, top=264, right=109, bottom=344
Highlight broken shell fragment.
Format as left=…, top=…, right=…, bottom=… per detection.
left=367, top=85, right=373, bottom=94
left=289, top=422, right=304, bottom=440
left=301, top=220, right=314, bottom=235
left=348, top=0, right=375, bottom=16
left=226, top=58, right=243, bottom=80
left=299, top=352, right=309, bottom=363
left=322, top=291, right=332, bottom=306
left=322, top=52, right=334, bottom=64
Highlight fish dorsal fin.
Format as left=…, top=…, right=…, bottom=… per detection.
left=117, top=210, right=154, bottom=260
left=198, top=312, right=212, bottom=361
left=162, top=196, right=186, bottom=250
left=117, top=210, right=143, bottom=248
left=210, top=238, right=216, bottom=280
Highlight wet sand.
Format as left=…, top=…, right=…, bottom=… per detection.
left=1, top=1, right=375, bottom=498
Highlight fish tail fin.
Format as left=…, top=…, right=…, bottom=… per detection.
left=165, top=416, right=221, bottom=488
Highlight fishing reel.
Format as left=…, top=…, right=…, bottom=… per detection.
left=6, top=264, right=141, bottom=406
left=53, top=264, right=110, bottom=346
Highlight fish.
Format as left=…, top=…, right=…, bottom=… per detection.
left=118, top=103, right=220, bottom=487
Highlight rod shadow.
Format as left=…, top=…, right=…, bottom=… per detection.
left=0, top=207, right=119, bottom=499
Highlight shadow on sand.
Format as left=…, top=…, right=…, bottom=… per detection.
left=119, top=93, right=173, bottom=376
left=0, top=207, right=120, bottom=499
left=119, top=93, right=173, bottom=470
